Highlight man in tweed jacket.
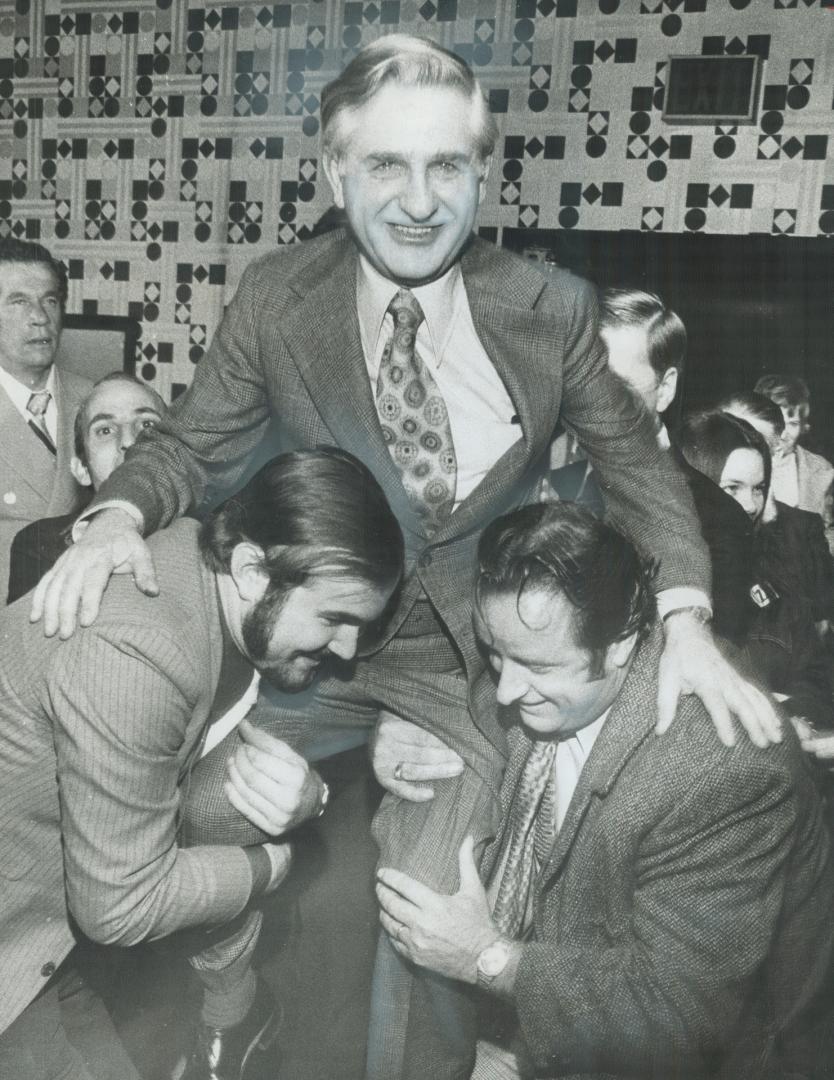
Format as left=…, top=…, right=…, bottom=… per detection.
left=33, top=35, right=778, bottom=1079
left=378, top=502, right=834, bottom=1079
left=0, top=449, right=402, bottom=1079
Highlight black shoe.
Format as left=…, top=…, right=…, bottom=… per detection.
left=175, top=980, right=281, bottom=1080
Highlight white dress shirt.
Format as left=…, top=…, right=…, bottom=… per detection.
left=356, top=256, right=521, bottom=507
left=0, top=364, right=57, bottom=443
left=552, top=710, right=608, bottom=831
left=771, top=452, right=799, bottom=507
left=200, top=670, right=261, bottom=758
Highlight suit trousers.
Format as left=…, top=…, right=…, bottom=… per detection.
left=0, top=958, right=141, bottom=1080
left=182, top=597, right=506, bottom=1080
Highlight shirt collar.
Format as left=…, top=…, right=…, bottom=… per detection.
left=356, top=255, right=462, bottom=365
left=0, top=362, right=56, bottom=416
left=569, top=706, right=609, bottom=759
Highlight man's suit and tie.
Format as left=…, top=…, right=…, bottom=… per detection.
left=0, top=365, right=90, bottom=598
left=480, top=629, right=834, bottom=1079
left=0, top=519, right=262, bottom=1036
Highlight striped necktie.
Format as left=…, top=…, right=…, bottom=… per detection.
left=27, top=389, right=56, bottom=455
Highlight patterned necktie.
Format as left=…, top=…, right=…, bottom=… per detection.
left=27, top=389, right=56, bottom=455
left=375, top=289, right=457, bottom=533
left=492, top=738, right=558, bottom=937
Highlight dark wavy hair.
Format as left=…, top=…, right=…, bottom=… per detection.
left=199, top=447, right=404, bottom=599
left=475, top=501, right=656, bottom=675
left=677, top=410, right=772, bottom=498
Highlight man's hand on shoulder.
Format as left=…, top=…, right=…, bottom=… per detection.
left=657, top=609, right=782, bottom=748
left=30, top=507, right=158, bottom=639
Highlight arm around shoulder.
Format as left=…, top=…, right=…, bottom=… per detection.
left=30, top=506, right=157, bottom=639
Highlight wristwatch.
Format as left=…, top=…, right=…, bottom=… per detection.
left=476, top=937, right=513, bottom=990
left=315, top=779, right=330, bottom=818
left=662, top=604, right=712, bottom=625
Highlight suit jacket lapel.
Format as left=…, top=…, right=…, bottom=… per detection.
left=182, top=559, right=228, bottom=776
left=0, top=384, right=56, bottom=502
left=279, top=233, right=425, bottom=543
left=432, top=241, right=563, bottom=542
left=540, top=627, right=664, bottom=886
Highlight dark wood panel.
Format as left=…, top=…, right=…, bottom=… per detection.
left=503, top=230, right=834, bottom=458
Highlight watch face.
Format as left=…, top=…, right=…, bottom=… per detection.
left=478, top=940, right=510, bottom=978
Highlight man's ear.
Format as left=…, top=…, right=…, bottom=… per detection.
left=70, top=455, right=92, bottom=489
left=655, top=367, right=679, bottom=415
left=607, top=631, right=639, bottom=670
left=477, top=154, right=493, bottom=205
left=229, top=542, right=270, bottom=603
left=322, top=151, right=346, bottom=209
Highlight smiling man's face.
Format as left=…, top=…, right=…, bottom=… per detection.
left=323, top=82, right=490, bottom=287
left=0, top=262, right=62, bottom=388
left=474, top=588, right=632, bottom=739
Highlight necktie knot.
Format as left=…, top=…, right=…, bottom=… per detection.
left=387, top=289, right=425, bottom=335
left=27, top=389, right=51, bottom=418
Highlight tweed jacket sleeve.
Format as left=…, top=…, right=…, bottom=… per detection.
left=45, top=622, right=255, bottom=946
left=513, top=749, right=801, bottom=1076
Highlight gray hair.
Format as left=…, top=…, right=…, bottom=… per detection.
left=321, top=34, right=497, bottom=161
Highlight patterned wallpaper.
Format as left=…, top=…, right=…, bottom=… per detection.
left=1, top=0, right=832, bottom=397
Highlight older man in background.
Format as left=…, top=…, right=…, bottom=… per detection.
left=7, top=371, right=166, bottom=603
left=0, top=238, right=91, bottom=599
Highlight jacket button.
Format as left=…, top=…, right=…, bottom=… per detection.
left=419, top=551, right=432, bottom=569
left=41, top=961, right=56, bottom=979
left=3, top=491, right=16, bottom=505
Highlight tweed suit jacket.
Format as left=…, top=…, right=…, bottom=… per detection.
left=794, top=444, right=834, bottom=519
left=91, top=230, right=709, bottom=746
left=484, top=628, right=834, bottom=1079
left=0, top=365, right=91, bottom=601
left=0, top=518, right=257, bottom=1034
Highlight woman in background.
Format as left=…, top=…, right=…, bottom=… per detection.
left=720, top=390, right=834, bottom=639
left=676, top=410, right=832, bottom=736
